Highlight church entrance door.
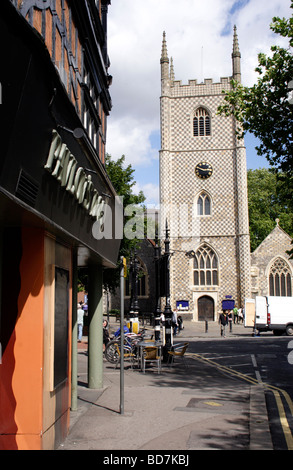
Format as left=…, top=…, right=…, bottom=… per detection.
left=198, top=296, right=214, bottom=321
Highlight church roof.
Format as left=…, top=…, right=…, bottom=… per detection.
left=251, top=219, right=292, bottom=256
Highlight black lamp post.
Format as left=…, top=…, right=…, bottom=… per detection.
left=163, top=220, right=173, bottom=357
left=128, top=248, right=140, bottom=332
left=128, top=251, right=134, bottom=322
left=154, top=220, right=162, bottom=341
left=133, top=249, right=140, bottom=316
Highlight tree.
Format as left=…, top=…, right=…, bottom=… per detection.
left=218, top=4, right=293, bottom=174
left=103, top=154, right=146, bottom=292
left=247, top=168, right=293, bottom=252
left=105, top=154, right=145, bottom=211
left=78, top=154, right=146, bottom=293
left=218, top=5, right=293, bottom=256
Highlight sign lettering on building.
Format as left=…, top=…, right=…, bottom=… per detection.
left=44, top=130, right=105, bottom=230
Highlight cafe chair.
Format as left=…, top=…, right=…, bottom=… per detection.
left=168, top=342, right=189, bottom=368
left=114, top=343, right=137, bottom=369
left=142, top=346, right=161, bottom=374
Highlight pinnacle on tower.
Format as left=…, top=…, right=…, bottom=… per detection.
left=160, top=31, right=170, bottom=85
left=232, top=25, right=241, bottom=57
left=160, top=31, right=169, bottom=64
left=232, top=25, right=241, bottom=83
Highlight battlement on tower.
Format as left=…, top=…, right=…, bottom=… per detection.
left=171, top=76, right=232, bottom=97
left=161, top=26, right=241, bottom=96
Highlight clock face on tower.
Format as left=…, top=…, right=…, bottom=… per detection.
left=195, top=162, right=213, bottom=179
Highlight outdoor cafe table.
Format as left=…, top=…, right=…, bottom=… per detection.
left=137, top=340, right=163, bottom=371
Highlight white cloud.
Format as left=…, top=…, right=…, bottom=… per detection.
left=133, top=181, right=160, bottom=207
left=106, top=116, right=158, bottom=167
left=106, top=0, right=292, bottom=204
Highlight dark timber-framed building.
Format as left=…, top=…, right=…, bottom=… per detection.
left=0, top=0, right=120, bottom=450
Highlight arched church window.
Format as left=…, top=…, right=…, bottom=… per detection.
left=193, top=108, right=211, bottom=136
left=197, top=192, right=211, bottom=216
left=193, top=245, right=218, bottom=286
left=269, top=258, right=292, bottom=296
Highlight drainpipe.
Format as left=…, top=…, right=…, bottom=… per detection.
left=88, top=265, right=103, bottom=389
left=71, top=247, right=78, bottom=411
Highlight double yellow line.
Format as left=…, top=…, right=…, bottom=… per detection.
left=272, top=390, right=293, bottom=450
left=188, top=352, right=293, bottom=450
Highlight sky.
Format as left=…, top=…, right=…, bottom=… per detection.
left=106, top=0, right=292, bottom=206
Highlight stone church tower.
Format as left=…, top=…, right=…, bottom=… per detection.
left=159, top=27, right=251, bottom=321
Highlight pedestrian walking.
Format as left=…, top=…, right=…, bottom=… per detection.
left=233, top=305, right=238, bottom=324
left=228, top=310, right=233, bottom=332
left=77, top=301, right=84, bottom=342
left=178, top=315, right=184, bottom=332
left=219, top=310, right=228, bottom=337
left=238, top=307, right=243, bottom=324
left=172, top=309, right=178, bottom=336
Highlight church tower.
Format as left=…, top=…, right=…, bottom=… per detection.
left=159, top=27, right=251, bottom=321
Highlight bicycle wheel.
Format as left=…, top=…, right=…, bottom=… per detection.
left=104, top=340, right=120, bottom=363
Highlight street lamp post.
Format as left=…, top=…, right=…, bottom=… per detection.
left=163, top=221, right=173, bottom=359
left=154, top=222, right=162, bottom=341
left=129, top=248, right=140, bottom=332
left=128, top=251, right=134, bottom=326
left=133, top=248, right=140, bottom=319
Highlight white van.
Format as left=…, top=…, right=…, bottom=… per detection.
left=245, top=296, right=293, bottom=336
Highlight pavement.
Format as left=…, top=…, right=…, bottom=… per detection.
left=58, top=319, right=273, bottom=452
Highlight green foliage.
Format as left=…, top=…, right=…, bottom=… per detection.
left=105, top=153, right=146, bottom=254
left=77, top=154, right=147, bottom=293
left=78, top=268, right=88, bottom=293
left=247, top=169, right=293, bottom=251
left=218, top=4, right=293, bottom=174
left=103, top=154, right=146, bottom=292
left=105, top=154, right=145, bottom=209
left=218, top=5, right=293, bottom=257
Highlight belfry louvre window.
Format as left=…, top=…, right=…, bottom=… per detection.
left=193, top=108, right=211, bottom=136
left=193, top=245, right=218, bottom=286
left=269, top=258, right=292, bottom=296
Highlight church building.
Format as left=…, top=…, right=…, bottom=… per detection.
left=251, top=219, right=293, bottom=299
left=110, top=28, right=293, bottom=326
left=159, top=28, right=251, bottom=321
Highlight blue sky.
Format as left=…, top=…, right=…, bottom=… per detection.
left=245, top=134, right=269, bottom=170
left=221, top=0, right=251, bottom=35
left=107, top=0, right=291, bottom=206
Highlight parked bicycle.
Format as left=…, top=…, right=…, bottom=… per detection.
left=104, top=326, right=152, bottom=365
